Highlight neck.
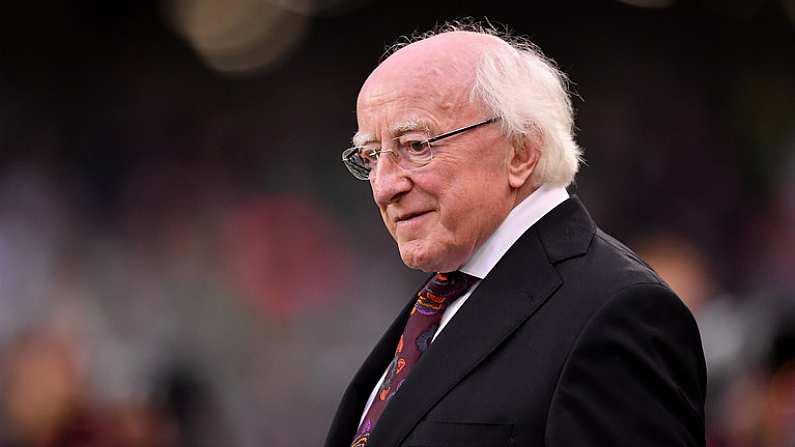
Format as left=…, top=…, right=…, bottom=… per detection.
left=511, top=184, right=539, bottom=209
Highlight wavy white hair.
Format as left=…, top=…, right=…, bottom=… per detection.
left=385, top=20, right=583, bottom=188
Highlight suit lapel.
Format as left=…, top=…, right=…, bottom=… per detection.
left=367, top=197, right=595, bottom=447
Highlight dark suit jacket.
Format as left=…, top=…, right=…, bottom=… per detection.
left=324, top=197, right=707, bottom=447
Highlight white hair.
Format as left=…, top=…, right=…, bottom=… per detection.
left=385, top=20, right=583, bottom=188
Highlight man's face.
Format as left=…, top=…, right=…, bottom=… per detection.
left=355, top=43, right=517, bottom=273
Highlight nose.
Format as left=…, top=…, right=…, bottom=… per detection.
left=370, top=153, right=412, bottom=206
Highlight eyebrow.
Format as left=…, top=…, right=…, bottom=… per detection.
left=390, top=120, right=431, bottom=137
left=352, top=131, right=374, bottom=148
left=352, top=119, right=433, bottom=147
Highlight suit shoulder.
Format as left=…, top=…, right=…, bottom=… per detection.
left=593, top=229, right=653, bottom=270
left=583, top=228, right=668, bottom=293
left=544, top=231, right=706, bottom=446
left=546, top=226, right=685, bottom=327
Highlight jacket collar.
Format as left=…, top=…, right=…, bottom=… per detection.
left=460, top=184, right=569, bottom=279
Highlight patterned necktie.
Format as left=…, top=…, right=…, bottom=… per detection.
left=351, top=271, right=477, bottom=447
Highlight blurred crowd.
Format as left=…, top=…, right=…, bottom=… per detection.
left=0, top=1, right=793, bottom=446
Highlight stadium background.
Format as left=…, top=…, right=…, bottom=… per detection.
left=0, top=1, right=793, bottom=446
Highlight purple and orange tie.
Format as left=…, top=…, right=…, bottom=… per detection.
left=351, top=271, right=477, bottom=447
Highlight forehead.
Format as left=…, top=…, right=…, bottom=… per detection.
left=356, top=68, right=466, bottom=129
left=353, top=82, right=466, bottom=148
left=355, top=34, right=489, bottom=136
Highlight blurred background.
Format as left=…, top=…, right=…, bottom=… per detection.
left=0, top=0, right=793, bottom=446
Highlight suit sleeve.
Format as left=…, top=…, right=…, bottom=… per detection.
left=545, top=283, right=707, bottom=446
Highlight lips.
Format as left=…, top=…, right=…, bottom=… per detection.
left=395, top=210, right=432, bottom=223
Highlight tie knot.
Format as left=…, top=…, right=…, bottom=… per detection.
left=414, top=271, right=477, bottom=316
left=429, top=270, right=477, bottom=295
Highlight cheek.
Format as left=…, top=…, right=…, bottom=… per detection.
left=433, top=185, right=481, bottom=239
left=438, top=171, right=508, bottom=232
left=442, top=189, right=473, bottom=220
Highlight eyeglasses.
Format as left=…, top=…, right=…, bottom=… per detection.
left=342, top=117, right=499, bottom=181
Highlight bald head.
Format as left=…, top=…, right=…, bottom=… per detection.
left=357, top=32, right=507, bottom=119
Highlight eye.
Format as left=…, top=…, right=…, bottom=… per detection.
left=400, top=140, right=430, bottom=158
left=408, top=141, right=427, bottom=153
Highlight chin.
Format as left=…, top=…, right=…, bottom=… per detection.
left=398, top=240, right=435, bottom=272
left=398, top=240, right=462, bottom=273
left=399, top=249, right=434, bottom=272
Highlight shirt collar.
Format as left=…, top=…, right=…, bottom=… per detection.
left=458, top=184, right=569, bottom=279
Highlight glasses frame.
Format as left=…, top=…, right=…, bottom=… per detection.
left=342, top=117, right=499, bottom=181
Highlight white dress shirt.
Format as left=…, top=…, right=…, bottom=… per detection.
left=358, top=184, right=569, bottom=425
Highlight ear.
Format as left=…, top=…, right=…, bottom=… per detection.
left=507, top=133, right=541, bottom=189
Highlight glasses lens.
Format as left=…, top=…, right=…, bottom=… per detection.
left=398, top=140, right=433, bottom=168
left=342, top=147, right=371, bottom=180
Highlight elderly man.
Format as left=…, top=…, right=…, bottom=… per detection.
left=326, top=23, right=706, bottom=447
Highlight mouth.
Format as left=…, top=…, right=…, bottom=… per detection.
left=395, top=210, right=433, bottom=223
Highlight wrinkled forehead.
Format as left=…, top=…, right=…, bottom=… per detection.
left=356, top=59, right=473, bottom=117
left=353, top=74, right=471, bottom=148
left=356, top=33, right=494, bottom=123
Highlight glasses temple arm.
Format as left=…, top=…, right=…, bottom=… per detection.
left=425, top=117, right=498, bottom=144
